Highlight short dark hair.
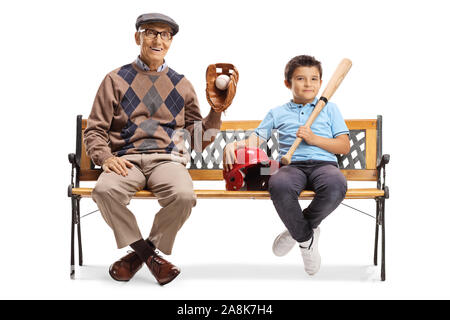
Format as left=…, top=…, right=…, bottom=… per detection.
left=284, top=55, right=322, bottom=85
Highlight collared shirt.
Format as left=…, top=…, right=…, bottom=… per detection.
left=254, top=97, right=349, bottom=163
left=135, top=56, right=167, bottom=72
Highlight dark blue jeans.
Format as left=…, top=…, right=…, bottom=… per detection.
left=268, top=160, right=347, bottom=243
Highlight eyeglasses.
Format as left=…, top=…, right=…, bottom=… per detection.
left=140, top=29, right=173, bottom=41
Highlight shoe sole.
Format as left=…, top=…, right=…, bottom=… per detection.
left=158, top=271, right=181, bottom=286
left=272, top=232, right=296, bottom=257
left=305, top=256, right=321, bottom=276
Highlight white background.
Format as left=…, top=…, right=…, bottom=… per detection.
left=1, top=0, right=450, bottom=300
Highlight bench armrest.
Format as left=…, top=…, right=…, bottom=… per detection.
left=376, top=154, right=390, bottom=198
left=377, top=154, right=390, bottom=170
left=68, top=152, right=80, bottom=192
left=68, top=153, right=76, bottom=164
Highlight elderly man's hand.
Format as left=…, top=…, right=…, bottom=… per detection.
left=206, top=63, right=239, bottom=113
left=102, top=156, right=134, bottom=176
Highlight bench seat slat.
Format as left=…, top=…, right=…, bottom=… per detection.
left=80, top=169, right=378, bottom=182
left=71, top=188, right=384, bottom=200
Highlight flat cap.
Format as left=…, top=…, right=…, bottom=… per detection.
left=135, top=13, right=179, bottom=35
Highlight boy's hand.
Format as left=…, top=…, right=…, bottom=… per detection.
left=296, top=126, right=317, bottom=145
left=102, top=156, right=134, bottom=176
left=223, top=143, right=237, bottom=172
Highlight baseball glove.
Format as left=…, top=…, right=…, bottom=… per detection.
left=205, top=63, right=239, bottom=112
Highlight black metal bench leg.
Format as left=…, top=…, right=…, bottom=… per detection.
left=381, top=198, right=386, bottom=281
left=70, top=197, right=76, bottom=279
left=76, top=198, right=83, bottom=266
left=374, top=199, right=380, bottom=266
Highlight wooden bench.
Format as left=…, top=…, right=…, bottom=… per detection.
left=68, top=115, right=390, bottom=280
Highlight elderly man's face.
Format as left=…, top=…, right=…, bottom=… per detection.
left=135, top=22, right=173, bottom=69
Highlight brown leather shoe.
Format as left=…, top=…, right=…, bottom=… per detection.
left=109, top=251, right=144, bottom=282
left=145, top=252, right=181, bottom=286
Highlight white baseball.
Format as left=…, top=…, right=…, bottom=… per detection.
left=215, top=74, right=230, bottom=90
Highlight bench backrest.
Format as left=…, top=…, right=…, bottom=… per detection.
left=74, top=116, right=382, bottom=182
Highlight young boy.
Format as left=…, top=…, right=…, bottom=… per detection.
left=223, top=55, right=350, bottom=276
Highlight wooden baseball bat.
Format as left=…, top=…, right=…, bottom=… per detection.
left=280, top=58, right=352, bottom=165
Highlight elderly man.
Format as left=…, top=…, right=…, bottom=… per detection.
left=84, top=13, right=224, bottom=285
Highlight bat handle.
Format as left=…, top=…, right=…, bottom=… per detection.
left=280, top=137, right=303, bottom=165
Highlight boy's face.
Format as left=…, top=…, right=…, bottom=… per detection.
left=285, top=66, right=322, bottom=104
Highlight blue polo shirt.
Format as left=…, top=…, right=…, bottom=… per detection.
left=254, top=98, right=349, bottom=163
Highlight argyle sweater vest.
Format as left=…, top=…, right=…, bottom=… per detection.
left=84, top=62, right=221, bottom=166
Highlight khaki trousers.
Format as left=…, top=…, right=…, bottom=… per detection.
left=92, top=153, right=196, bottom=255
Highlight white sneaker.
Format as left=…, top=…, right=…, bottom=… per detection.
left=272, top=229, right=297, bottom=257
left=300, top=227, right=321, bottom=276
